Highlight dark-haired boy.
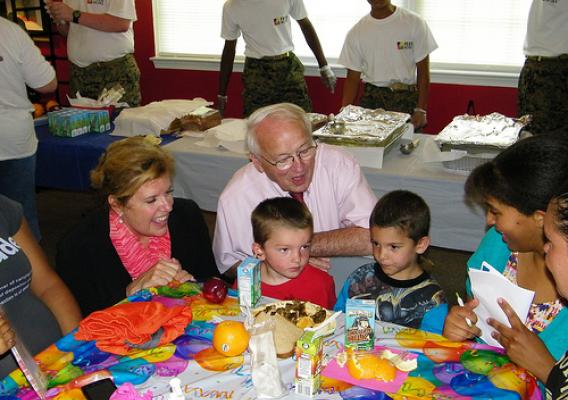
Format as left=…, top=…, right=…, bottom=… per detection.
left=334, top=190, right=446, bottom=328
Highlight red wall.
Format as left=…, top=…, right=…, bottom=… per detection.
left=49, top=1, right=520, bottom=135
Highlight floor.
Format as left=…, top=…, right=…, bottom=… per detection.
left=37, top=188, right=470, bottom=306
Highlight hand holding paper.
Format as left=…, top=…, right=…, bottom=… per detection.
left=487, top=298, right=556, bottom=382
left=468, top=262, right=535, bottom=348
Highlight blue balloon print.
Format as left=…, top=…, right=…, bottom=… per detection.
left=0, top=377, right=19, bottom=397
left=109, top=358, right=155, bottom=386
left=451, top=374, right=519, bottom=399
left=173, top=337, right=211, bottom=360
left=71, top=341, right=111, bottom=368
left=339, top=385, right=392, bottom=400
left=184, top=321, right=215, bottom=341
left=433, top=362, right=466, bottom=384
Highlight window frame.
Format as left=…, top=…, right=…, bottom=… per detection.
left=150, top=0, right=523, bottom=88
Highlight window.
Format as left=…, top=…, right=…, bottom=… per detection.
left=152, top=0, right=532, bottom=87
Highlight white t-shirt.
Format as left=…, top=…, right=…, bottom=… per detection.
left=64, top=0, right=136, bottom=67
left=0, top=17, right=55, bottom=160
left=221, top=0, right=308, bottom=59
left=524, top=0, right=568, bottom=57
left=339, top=7, right=437, bottom=87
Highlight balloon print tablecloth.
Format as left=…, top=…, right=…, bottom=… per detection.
left=0, top=286, right=541, bottom=400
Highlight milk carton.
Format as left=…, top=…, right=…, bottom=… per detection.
left=294, top=330, right=323, bottom=396
left=344, top=298, right=375, bottom=351
left=237, top=257, right=261, bottom=307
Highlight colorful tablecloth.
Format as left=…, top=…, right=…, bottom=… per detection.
left=0, top=287, right=541, bottom=400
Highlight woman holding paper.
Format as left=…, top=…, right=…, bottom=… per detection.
left=487, top=191, right=568, bottom=397
left=56, top=137, right=219, bottom=316
left=438, top=135, right=568, bottom=360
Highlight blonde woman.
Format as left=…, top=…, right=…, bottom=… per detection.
left=56, top=137, right=218, bottom=316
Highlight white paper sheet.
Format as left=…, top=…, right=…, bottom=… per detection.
left=468, top=261, right=535, bottom=348
left=112, top=98, right=211, bottom=137
left=420, top=136, right=467, bottom=163
left=210, top=119, right=247, bottom=142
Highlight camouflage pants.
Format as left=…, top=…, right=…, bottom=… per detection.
left=360, top=83, right=418, bottom=114
left=518, top=57, right=568, bottom=136
left=70, top=53, right=141, bottom=107
left=242, top=52, right=311, bottom=116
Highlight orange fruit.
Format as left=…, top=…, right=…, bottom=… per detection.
left=212, top=321, right=249, bottom=357
left=33, top=103, right=45, bottom=118
left=346, top=352, right=396, bottom=382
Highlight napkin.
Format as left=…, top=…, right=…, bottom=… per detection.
left=468, top=262, right=535, bottom=348
left=75, top=302, right=192, bottom=355
left=209, top=119, right=247, bottom=142
left=112, top=98, right=211, bottom=137
left=420, top=136, right=467, bottom=163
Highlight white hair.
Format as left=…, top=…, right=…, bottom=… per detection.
left=246, top=103, right=313, bottom=155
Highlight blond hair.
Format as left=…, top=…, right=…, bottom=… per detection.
left=91, top=136, right=175, bottom=205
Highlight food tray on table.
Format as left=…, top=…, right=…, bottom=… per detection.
left=313, top=105, right=409, bottom=148
left=435, top=112, right=530, bottom=173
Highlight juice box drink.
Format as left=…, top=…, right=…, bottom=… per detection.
left=294, top=330, right=323, bottom=396
left=344, top=298, right=375, bottom=351
left=237, top=257, right=261, bottom=307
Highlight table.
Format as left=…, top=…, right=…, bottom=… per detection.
left=164, top=134, right=485, bottom=253
left=34, top=125, right=486, bottom=250
left=0, top=288, right=539, bottom=400
left=35, top=125, right=178, bottom=191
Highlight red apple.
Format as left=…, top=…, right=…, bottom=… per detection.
left=202, top=278, right=228, bottom=304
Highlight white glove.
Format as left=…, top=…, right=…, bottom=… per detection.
left=319, top=65, right=336, bottom=94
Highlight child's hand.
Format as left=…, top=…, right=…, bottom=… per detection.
left=0, top=314, right=15, bottom=355
left=442, top=298, right=481, bottom=341
left=309, top=257, right=331, bottom=271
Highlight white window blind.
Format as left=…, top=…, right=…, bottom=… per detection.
left=152, top=0, right=532, bottom=84
left=416, top=0, right=531, bottom=70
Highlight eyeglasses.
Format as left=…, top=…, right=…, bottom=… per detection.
left=257, top=144, right=318, bottom=170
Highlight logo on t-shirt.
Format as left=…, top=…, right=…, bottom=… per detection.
left=273, top=16, right=288, bottom=26
left=87, top=0, right=105, bottom=4
left=397, top=41, right=414, bottom=50
left=0, top=237, right=20, bottom=263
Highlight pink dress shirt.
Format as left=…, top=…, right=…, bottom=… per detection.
left=213, top=144, right=377, bottom=273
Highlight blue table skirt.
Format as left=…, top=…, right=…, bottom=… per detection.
left=35, top=125, right=178, bottom=191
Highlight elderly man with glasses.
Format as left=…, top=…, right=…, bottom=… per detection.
left=213, top=103, right=377, bottom=279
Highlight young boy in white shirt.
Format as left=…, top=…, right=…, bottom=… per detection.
left=339, top=0, right=437, bottom=130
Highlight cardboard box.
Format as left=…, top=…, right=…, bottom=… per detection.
left=345, top=298, right=376, bottom=351
left=294, top=330, right=323, bottom=396
left=237, top=257, right=261, bottom=307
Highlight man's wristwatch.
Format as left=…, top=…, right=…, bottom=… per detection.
left=72, top=10, right=81, bottom=24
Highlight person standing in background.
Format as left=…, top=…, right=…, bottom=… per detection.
left=518, top=0, right=568, bottom=136
left=339, top=0, right=437, bottom=131
left=0, top=16, right=58, bottom=240
left=217, top=0, right=336, bottom=117
left=45, top=0, right=141, bottom=107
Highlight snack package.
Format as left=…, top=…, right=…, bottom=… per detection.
left=294, top=330, right=323, bottom=397
left=237, top=257, right=261, bottom=308
left=345, top=298, right=375, bottom=351
left=248, top=319, right=287, bottom=398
